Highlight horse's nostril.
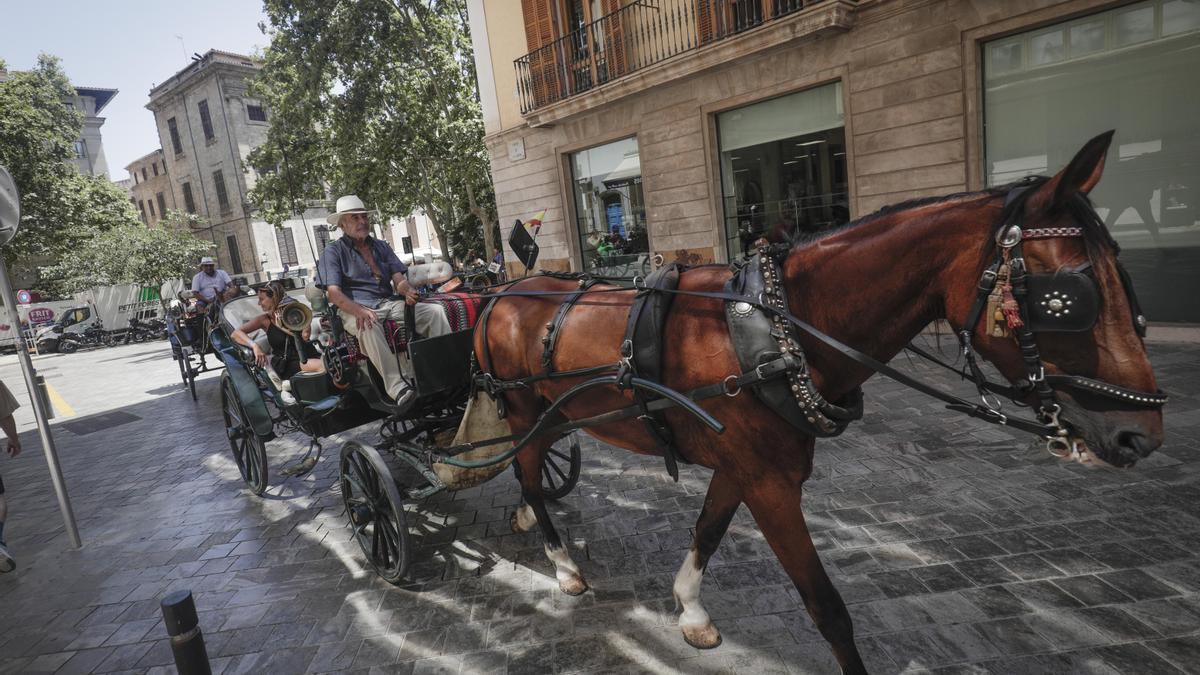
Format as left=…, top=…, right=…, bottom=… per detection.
left=1117, top=431, right=1157, bottom=458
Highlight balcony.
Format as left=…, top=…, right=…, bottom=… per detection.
left=514, top=0, right=856, bottom=116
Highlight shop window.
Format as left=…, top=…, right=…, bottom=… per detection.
left=983, top=0, right=1200, bottom=322
left=717, top=81, right=848, bottom=261
left=569, top=137, right=648, bottom=277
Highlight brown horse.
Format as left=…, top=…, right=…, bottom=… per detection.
left=474, top=132, right=1163, bottom=673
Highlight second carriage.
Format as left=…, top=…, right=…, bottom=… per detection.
left=211, top=270, right=582, bottom=582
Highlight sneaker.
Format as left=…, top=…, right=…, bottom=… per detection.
left=0, top=542, right=14, bottom=573
left=279, top=389, right=297, bottom=406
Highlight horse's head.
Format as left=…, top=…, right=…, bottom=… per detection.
left=963, top=131, right=1164, bottom=467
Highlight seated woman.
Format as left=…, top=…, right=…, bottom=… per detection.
left=231, top=282, right=323, bottom=405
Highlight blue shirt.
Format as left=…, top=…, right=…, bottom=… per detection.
left=316, top=235, right=408, bottom=309
left=191, top=269, right=232, bottom=303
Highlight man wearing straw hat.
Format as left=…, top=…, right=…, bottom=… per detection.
left=317, top=195, right=451, bottom=409
left=190, top=256, right=240, bottom=308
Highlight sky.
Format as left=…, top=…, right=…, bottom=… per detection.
left=0, top=0, right=271, bottom=180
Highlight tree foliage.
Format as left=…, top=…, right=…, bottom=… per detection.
left=248, top=0, right=497, bottom=262
left=39, top=212, right=214, bottom=294
left=0, top=55, right=141, bottom=268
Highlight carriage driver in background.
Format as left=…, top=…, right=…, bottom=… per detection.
left=191, top=256, right=240, bottom=309
left=317, top=195, right=451, bottom=409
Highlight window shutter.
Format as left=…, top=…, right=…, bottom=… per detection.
left=522, top=0, right=561, bottom=108
left=600, top=0, right=626, bottom=79
left=697, top=0, right=715, bottom=44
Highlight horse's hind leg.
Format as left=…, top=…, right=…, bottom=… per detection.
left=744, top=475, right=866, bottom=675
left=511, top=436, right=588, bottom=596
left=674, top=471, right=740, bottom=649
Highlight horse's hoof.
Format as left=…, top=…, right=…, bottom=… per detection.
left=559, top=575, right=588, bottom=596
left=510, top=505, right=537, bottom=533
left=681, top=622, right=722, bottom=649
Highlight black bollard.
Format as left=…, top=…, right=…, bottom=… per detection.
left=160, top=590, right=212, bottom=675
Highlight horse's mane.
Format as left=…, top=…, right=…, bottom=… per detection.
left=789, top=176, right=1117, bottom=256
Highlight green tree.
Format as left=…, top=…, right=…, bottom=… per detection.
left=39, top=212, right=214, bottom=295
left=248, top=0, right=497, bottom=263
left=0, top=55, right=141, bottom=270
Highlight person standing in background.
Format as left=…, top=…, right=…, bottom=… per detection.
left=0, top=379, right=22, bottom=572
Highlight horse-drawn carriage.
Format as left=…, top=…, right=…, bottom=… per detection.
left=210, top=268, right=582, bottom=581
left=167, top=290, right=219, bottom=401
left=208, top=136, right=1171, bottom=670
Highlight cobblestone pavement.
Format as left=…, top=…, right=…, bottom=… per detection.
left=0, top=338, right=1197, bottom=675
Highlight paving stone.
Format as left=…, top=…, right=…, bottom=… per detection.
left=0, top=342, right=1197, bottom=673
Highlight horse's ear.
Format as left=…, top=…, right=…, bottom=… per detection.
left=1052, top=130, right=1115, bottom=203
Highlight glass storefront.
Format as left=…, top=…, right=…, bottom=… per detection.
left=570, top=136, right=649, bottom=276
left=984, top=0, right=1200, bottom=322
left=717, top=82, right=848, bottom=261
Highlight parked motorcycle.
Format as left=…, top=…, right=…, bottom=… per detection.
left=56, top=322, right=112, bottom=353
left=123, top=316, right=167, bottom=343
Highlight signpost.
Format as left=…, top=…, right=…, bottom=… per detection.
left=0, top=165, right=81, bottom=548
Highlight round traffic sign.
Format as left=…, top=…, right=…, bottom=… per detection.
left=16, top=289, right=31, bottom=304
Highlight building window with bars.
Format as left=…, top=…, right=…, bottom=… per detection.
left=182, top=182, right=196, bottom=214
left=226, top=235, right=244, bottom=274
left=212, top=169, right=230, bottom=212
left=247, top=105, right=268, bottom=122
left=313, top=225, right=331, bottom=253
left=167, top=117, right=183, bottom=154
left=275, top=228, right=299, bottom=266
left=198, top=99, right=215, bottom=141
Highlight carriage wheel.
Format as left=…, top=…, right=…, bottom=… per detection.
left=340, top=441, right=410, bottom=583
left=541, top=434, right=582, bottom=500
left=221, top=373, right=269, bottom=496
left=182, top=353, right=198, bottom=401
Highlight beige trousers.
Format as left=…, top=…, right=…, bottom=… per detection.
left=340, top=300, right=451, bottom=400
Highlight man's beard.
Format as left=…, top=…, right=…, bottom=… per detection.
left=205, top=269, right=216, bottom=276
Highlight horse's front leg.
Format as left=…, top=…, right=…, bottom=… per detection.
left=511, top=440, right=588, bottom=595
left=744, top=473, right=866, bottom=675
left=674, top=471, right=740, bottom=649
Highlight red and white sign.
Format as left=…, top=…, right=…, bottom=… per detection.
left=27, top=307, right=55, bottom=324
left=15, top=289, right=31, bottom=304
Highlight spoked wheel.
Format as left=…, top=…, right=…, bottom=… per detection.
left=541, top=433, right=582, bottom=500
left=182, top=351, right=198, bottom=401
left=340, top=441, right=410, bottom=583
left=221, top=373, right=269, bottom=495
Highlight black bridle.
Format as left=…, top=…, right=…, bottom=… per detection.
left=941, top=178, right=1167, bottom=458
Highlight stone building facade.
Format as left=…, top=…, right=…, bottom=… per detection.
left=68, top=87, right=117, bottom=178
left=470, top=0, right=1200, bottom=324
left=125, top=149, right=176, bottom=228
left=146, top=50, right=270, bottom=275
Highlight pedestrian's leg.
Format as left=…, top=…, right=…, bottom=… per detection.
left=0, top=482, right=13, bottom=572
left=340, top=308, right=409, bottom=400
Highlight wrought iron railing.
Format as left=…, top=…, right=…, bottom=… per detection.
left=515, top=0, right=819, bottom=113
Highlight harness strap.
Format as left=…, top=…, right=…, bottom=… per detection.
left=542, top=278, right=598, bottom=373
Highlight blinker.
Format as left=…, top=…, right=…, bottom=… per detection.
left=1024, top=266, right=1099, bottom=332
